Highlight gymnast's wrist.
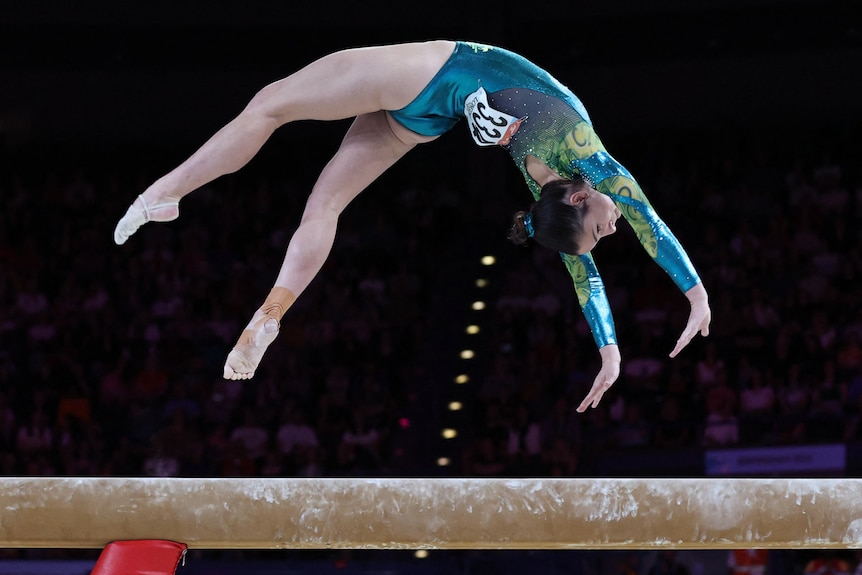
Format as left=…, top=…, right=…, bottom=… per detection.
left=684, top=283, right=708, bottom=306
left=599, top=344, right=620, bottom=364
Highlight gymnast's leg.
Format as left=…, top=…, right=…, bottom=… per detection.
left=223, top=111, right=436, bottom=380
left=113, top=40, right=455, bottom=244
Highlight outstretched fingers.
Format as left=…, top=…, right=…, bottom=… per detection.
left=576, top=380, right=612, bottom=413
left=669, top=301, right=712, bottom=358
left=576, top=360, right=620, bottom=413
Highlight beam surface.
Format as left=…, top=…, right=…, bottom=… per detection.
left=1, top=477, right=861, bottom=549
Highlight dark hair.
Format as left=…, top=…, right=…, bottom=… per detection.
left=508, top=177, right=591, bottom=255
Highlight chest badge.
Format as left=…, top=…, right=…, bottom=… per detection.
left=464, top=86, right=522, bottom=147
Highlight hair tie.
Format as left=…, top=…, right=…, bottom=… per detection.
left=523, top=213, right=535, bottom=238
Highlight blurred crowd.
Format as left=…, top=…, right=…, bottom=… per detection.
left=0, top=141, right=457, bottom=479
left=457, top=125, right=862, bottom=478
left=0, top=112, right=860, bottom=574
left=443, top=123, right=861, bottom=574
left=1, top=122, right=861, bottom=484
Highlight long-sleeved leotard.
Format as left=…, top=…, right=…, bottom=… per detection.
left=388, top=41, right=701, bottom=349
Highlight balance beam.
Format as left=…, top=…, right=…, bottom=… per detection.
left=2, top=477, right=861, bottom=549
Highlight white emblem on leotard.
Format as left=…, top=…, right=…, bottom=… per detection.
left=464, top=87, right=522, bottom=147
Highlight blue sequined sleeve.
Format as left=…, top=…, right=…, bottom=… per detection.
left=561, top=251, right=617, bottom=348
left=572, top=150, right=701, bottom=295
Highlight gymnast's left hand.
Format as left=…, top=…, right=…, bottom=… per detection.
left=669, top=283, right=711, bottom=358
left=576, top=344, right=620, bottom=412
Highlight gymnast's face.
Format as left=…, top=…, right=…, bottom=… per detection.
left=572, top=190, right=621, bottom=254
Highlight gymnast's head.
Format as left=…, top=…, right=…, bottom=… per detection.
left=509, top=176, right=621, bottom=255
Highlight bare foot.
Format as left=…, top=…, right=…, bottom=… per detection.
left=114, top=194, right=180, bottom=245
left=223, top=310, right=280, bottom=380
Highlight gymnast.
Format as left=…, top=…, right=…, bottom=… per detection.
left=114, top=40, right=711, bottom=412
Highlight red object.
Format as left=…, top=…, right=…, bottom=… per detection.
left=92, top=540, right=188, bottom=575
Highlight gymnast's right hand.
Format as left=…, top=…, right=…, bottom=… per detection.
left=576, top=344, right=620, bottom=412
left=669, top=283, right=711, bottom=358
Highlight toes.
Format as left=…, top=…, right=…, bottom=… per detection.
left=114, top=205, right=145, bottom=245
left=223, top=350, right=255, bottom=380
left=113, top=196, right=180, bottom=245
left=224, top=314, right=280, bottom=380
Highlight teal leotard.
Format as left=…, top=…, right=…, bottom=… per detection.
left=389, top=41, right=701, bottom=349
left=389, top=42, right=591, bottom=137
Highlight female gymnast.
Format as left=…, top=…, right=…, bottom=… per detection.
left=114, top=40, right=711, bottom=412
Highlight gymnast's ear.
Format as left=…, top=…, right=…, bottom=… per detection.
left=567, top=190, right=590, bottom=206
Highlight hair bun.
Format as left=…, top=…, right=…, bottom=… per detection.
left=508, top=210, right=532, bottom=246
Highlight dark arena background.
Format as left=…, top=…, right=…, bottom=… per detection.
left=2, top=0, right=862, bottom=573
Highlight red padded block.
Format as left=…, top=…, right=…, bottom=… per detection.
left=91, top=540, right=188, bottom=575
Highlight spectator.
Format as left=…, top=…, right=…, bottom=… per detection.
left=15, top=276, right=49, bottom=316
left=803, top=551, right=852, bottom=575
left=132, top=350, right=169, bottom=401
left=0, top=391, right=17, bottom=450
left=229, top=408, right=270, bottom=463
left=276, top=406, right=320, bottom=469
left=728, top=549, right=768, bottom=575
left=775, top=363, right=812, bottom=443
left=506, top=403, right=543, bottom=475
left=296, top=445, right=326, bottom=477
left=142, top=436, right=181, bottom=477
left=220, top=439, right=257, bottom=477
left=705, top=370, right=738, bottom=420
left=16, top=409, right=53, bottom=463
left=648, top=551, right=690, bottom=575
left=702, top=377, right=740, bottom=448
left=462, top=435, right=508, bottom=477
left=542, top=436, right=579, bottom=477
left=695, top=342, right=726, bottom=391
left=540, top=395, right=582, bottom=451
left=339, top=412, right=382, bottom=472
left=808, top=360, right=848, bottom=442
left=653, top=395, right=693, bottom=449
left=738, top=367, right=777, bottom=443
left=259, top=448, right=286, bottom=476
left=477, top=353, right=519, bottom=406
left=838, top=333, right=862, bottom=401
left=615, top=402, right=651, bottom=449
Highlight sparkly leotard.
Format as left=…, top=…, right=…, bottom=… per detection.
left=390, top=41, right=701, bottom=348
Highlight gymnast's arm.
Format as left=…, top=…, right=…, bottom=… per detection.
left=517, top=157, right=622, bottom=412
left=591, top=171, right=710, bottom=356
left=556, top=118, right=710, bottom=356
left=561, top=177, right=711, bottom=412
left=560, top=251, right=621, bottom=412
left=544, top=118, right=708, bottom=411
